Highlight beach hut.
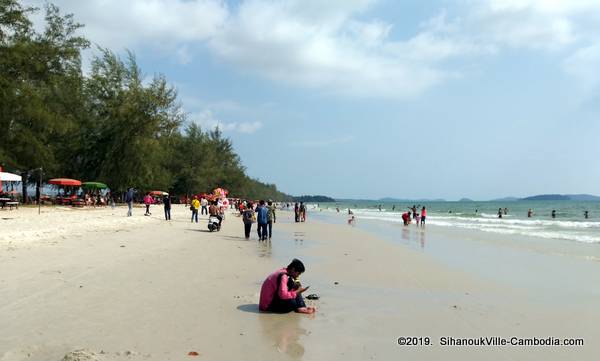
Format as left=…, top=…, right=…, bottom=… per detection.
left=0, top=171, right=22, bottom=209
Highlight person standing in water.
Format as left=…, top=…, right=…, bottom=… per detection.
left=267, top=200, right=276, bottom=240
left=527, top=209, right=534, bottom=218
left=420, top=206, right=427, bottom=227
left=551, top=210, right=556, bottom=219
left=498, top=208, right=503, bottom=218
left=584, top=210, right=589, bottom=219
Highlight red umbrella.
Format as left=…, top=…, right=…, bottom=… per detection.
left=149, top=190, right=168, bottom=196
left=48, top=178, right=82, bottom=186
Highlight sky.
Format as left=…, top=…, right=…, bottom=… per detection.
left=24, top=0, right=600, bottom=200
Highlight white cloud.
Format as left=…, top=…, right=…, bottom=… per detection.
left=208, top=0, right=477, bottom=98
left=21, top=0, right=600, bottom=99
left=192, top=110, right=263, bottom=134
left=23, top=0, right=228, bottom=50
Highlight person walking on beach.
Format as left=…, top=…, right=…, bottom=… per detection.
left=242, top=202, right=255, bottom=239
left=256, top=200, right=268, bottom=241
left=294, top=203, right=300, bottom=222
left=200, top=197, right=208, bottom=215
left=191, top=196, right=200, bottom=223
left=498, top=208, right=503, bottom=219
left=299, top=202, right=306, bottom=222
left=125, top=188, right=134, bottom=217
left=420, top=206, right=427, bottom=227
left=267, top=200, right=276, bottom=240
left=144, top=193, right=153, bottom=216
left=259, top=258, right=315, bottom=314
left=163, top=194, right=171, bottom=221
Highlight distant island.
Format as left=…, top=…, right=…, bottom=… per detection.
left=520, top=194, right=600, bottom=201
left=294, top=195, right=336, bottom=202
left=458, top=198, right=474, bottom=202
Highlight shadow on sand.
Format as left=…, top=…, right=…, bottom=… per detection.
left=237, top=303, right=261, bottom=314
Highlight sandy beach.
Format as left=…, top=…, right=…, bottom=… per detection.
left=1, top=205, right=598, bottom=360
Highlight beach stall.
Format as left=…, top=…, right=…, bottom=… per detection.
left=0, top=171, right=22, bottom=209
left=48, top=178, right=82, bottom=205
left=82, top=181, right=109, bottom=206
left=149, top=190, right=168, bottom=204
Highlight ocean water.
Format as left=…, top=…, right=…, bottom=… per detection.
left=307, top=201, right=600, bottom=244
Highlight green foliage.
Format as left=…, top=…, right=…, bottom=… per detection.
left=0, top=2, right=290, bottom=200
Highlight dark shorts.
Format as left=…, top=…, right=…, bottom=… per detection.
left=421, top=216, right=426, bottom=222
left=267, top=294, right=306, bottom=314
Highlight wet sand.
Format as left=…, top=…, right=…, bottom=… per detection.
left=1, top=206, right=598, bottom=360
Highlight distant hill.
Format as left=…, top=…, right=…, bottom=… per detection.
left=294, top=195, right=336, bottom=202
left=458, top=198, right=474, bottom=202
left=521, top=194, right=600, bottom=201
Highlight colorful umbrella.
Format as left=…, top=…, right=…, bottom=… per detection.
left=150, top=190, right=168, bottom=196
left=48, top=178, right=82, bottom=186
left=82, top=181, right=108, bottom=189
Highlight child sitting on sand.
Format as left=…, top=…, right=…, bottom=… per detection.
left=259, top=259, right=316, bottom=314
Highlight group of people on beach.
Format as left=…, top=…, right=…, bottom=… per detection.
left=402, top=205, right=426, bottom=227
left=238, top=200, right=277, bottom=240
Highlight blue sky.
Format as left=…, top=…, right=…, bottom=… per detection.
left=26, top=0, right=600, bottom=200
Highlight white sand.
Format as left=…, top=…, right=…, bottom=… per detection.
left=0, top=206, right=598, bottom=360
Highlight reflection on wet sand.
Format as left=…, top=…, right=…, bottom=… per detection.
left=259, top=313, right=307, bottom=360
left=294, top=232, right=305, bottom=243
left=401, top=227, right=426, bottom=250
left=258, top=241, right=272, bottom=258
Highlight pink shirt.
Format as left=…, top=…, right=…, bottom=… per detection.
left=259, top=268, right=297, bottom=311
left=422, top=209, right=427, bottom=217
left=144, top=195, right=153, bottom=205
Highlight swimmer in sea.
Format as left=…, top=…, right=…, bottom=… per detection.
left=498, top=208, right=503, bottom=219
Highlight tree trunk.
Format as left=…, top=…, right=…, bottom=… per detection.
left=21, top=172, right=28, bottom=204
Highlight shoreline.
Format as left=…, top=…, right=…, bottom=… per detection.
left=1, top=206, right=598, bottom=360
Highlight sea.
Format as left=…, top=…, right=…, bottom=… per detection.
left=306, top=200, right=600, bottom=244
